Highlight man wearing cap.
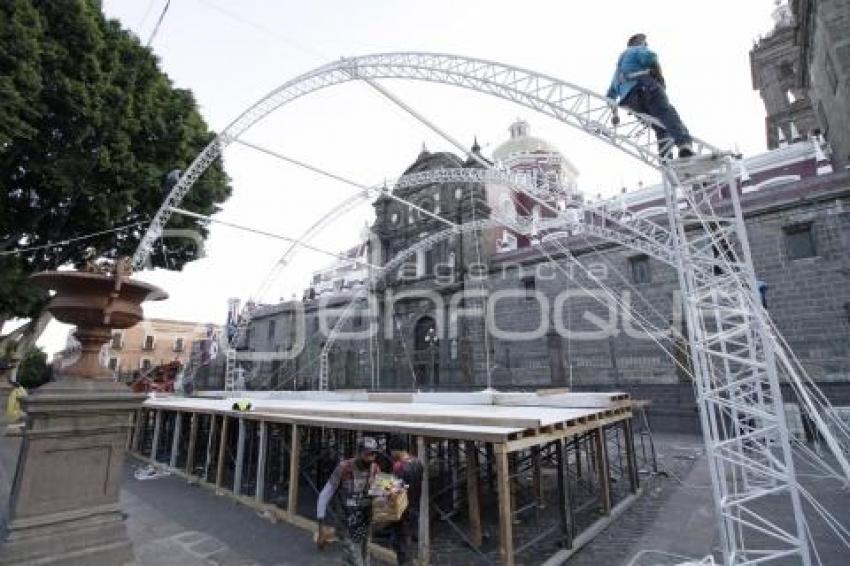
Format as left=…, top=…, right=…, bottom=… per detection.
left=317, top=436, right=380, bottom=565
left=387, top=435, right=423, bottom=566
left=607, top=33, right=694, bottom=159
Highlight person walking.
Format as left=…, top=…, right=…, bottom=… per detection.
left=607, top=33, right=694, bottom=159
left=387, top=435, right=423, bottom=566
left=317, top=436, right=381, bottom=565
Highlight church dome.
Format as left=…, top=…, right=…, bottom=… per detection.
left=493, top=120, right=556, bottom=160
left=492, top=119, right=578, bottom=179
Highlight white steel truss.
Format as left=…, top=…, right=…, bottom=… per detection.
left=129, top=52, right=850, bottom=564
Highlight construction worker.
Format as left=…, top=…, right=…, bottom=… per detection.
left=387, top=435, right=423, bottom=566
left=607, top=33, right=694, bottom=159
left=317, top=436, right=381, bottom=565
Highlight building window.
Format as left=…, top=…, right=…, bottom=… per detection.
left=784, top=223, right=816, bottom=260
left=173, top=338, right=184, bottom=353
left=108, top=357, right=119, bottom=370
left=140, top=358, right=152, bottom=371
left=267, top=320, right=277, bottom=341
left=522, top=276, right=536, bottom=299
left=629, top=255, right=651, bottom=284
left=142, top=335, right=155, bottom=350
left=111, top=331, right=123, bottom=349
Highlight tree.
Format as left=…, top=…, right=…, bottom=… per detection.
left=16, top=347, right=50, bottom=389
left=0, top=0, right=231, bottom=328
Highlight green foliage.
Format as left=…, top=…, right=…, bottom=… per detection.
left=16, top=347, right=50, bottom=389
left=0, top=0, right=231, bottom=321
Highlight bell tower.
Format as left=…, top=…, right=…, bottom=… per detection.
left=750, top=1, right=818, bottom=148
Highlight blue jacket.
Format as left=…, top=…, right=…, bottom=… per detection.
left=606, top=46, right=659, bottom=102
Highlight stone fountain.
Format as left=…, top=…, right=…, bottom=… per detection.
left=0, top=260, right=166, bottom=565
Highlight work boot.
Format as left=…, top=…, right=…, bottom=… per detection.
left=677, top=144, right=694, bottom=158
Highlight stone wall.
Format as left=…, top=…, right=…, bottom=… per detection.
left=796, top=0, right=850, bottom=169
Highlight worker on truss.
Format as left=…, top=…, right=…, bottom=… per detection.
left=317, top=436, right=381, bottom=565
left=607, top=33, right=694, bottom=159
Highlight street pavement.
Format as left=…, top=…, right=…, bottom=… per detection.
left=123, top=460, right=341, bottom=566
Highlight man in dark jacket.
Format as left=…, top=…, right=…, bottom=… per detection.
left=317, top=437, right=380, bottom=565
left=607, top=33, right=694, bottom=159
left=387, top=435, right=423, bottom=566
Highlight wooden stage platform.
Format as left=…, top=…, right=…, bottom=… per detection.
left=129, top=390, right=643, bottom=565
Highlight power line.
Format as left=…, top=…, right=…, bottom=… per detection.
left=1, top=221, right=149, bottom=257
left=137, top=0, right=159, bottom=29
left=146, top=0, right=172, bottom=47
left=167, top=206, right=380, bottom=267
left=195, top=0, right=327, bottom=62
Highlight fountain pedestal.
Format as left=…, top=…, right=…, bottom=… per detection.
left=0, top=269, right=166, bottom=565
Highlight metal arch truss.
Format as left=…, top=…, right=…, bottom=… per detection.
left=132, top=52, right=828, bottom=565
left=132, top=51, right=720, bottom=271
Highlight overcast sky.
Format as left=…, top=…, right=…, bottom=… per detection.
left=38, top=0, right=780, bottom=355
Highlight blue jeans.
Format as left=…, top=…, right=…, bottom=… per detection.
left=622, top=77, right=692, bottom=150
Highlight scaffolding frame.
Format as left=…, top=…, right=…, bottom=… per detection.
left=128, top=394, right=644, bottom=565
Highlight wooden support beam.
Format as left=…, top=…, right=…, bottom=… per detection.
left=623, top=418, right=639, bottom=493
left=216, top=416, right=230, bottom=490
left=234, top=418, right=246, bottom=495
left=185, top=412, right=199, bottom=475
left=150, top=409, right=163, bottom=462
left=170, top=411, right=183, bottom=469
left=130, top=409, right=141, bottom=452
left=256, top=420, right=268, bottom=503
left=129, top=409, right=142, bottom=451
left=287, top=424, right=301, bottom=516
left=495, top=443, right=515, bottom=566
left=531, top=445, right=544, bottom=508
left=555, top=438, right=574, bottom=549
left=594, top=427, right=612, bottom=514
left=204, top=415, right=217, bottom=482
left=465, top=441, right=482, bottom=548
left=575, top=433, right=583, bottom=480
left=502, top=413, right=629, bottom=453
left=450, top=440, right=460, bottom=513
left=417, top=436, right=430, bottom=565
